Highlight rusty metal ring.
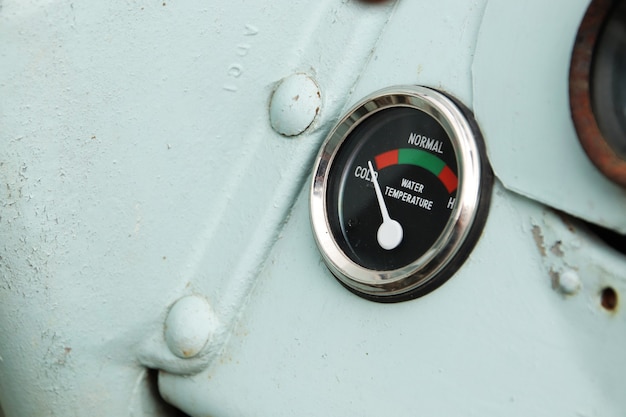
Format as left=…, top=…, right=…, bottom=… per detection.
left=569, top=0, right=626, bottom=187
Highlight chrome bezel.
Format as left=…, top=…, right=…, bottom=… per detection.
left=310, top=85, right=485, bottom=299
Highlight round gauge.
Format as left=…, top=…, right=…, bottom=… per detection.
left=310, top=86, right=493, bottom=302
left=570, top=0, right=626, bottom=187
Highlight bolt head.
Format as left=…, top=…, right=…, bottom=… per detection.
left=269, top=73, right=321, bottom=136
left=558, top=270, right=581, bottom=295
left=164, top=295, right=218, bottom=359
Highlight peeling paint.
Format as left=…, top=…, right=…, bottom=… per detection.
left=532, top=225, right=546, bottom=257
left=550, top=241, right=564, bottom=257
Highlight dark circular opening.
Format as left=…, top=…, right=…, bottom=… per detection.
left=601, top=286, right=618, bottom=311
left=570, top=0, right=626, bottom=187
left=591, top=1, right=626, bottom=159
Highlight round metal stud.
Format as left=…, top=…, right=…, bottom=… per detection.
left=164, top=295, right=218, bottom=359
left=269, top=73, right=321, bottom=137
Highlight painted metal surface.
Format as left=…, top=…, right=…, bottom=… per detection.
left=162, top=183, right=626, bottom=417
left=0, top=0, right=395, bottom=415
left=473, top=0, right=626, bottom=233
left=1, top=0, right=625, bottom=415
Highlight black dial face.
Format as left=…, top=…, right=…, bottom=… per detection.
left=326, top=106, right=458, bottom=271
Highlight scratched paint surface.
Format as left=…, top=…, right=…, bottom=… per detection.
left=161, top=0, right=626, bottom=415
left=2, top=0, right=626, bottom=415
left=162, top=183, right=626, bottom=416
left=0, top=0, right=396, bottom=415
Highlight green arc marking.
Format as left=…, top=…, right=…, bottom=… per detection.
left=375, top=148, right=458, bottom=193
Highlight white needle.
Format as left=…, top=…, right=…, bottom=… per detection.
left=368, top=161, right=403, bottom=250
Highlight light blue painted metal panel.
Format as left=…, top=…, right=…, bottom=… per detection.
left=473, top=0, right=626, bottom=232
left=161, top=183, right=626, bottom=416
left=1, top=0, right=625, bottom=415
left=0, top=0, right=397, bottom=414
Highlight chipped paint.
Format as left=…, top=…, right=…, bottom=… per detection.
left=0, top=0, right=399, bottom=414
left=532, top=225, right=547, bottom=257
left=2, top=0, right=626, bottom=415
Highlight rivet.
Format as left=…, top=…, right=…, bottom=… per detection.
left=557, top=269, right=581, bottom=295
left=269, top=73, right=321, bottom=137
left=164, top=295, right=219, bottom=359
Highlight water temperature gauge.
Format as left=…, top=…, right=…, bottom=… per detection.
left=310, top=86, right=493, bottom=302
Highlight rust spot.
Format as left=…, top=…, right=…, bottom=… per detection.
left=569, top=0, right=626, bottom=187
left=532, top=225, right=546, bottom=257
left=601, top=286, right=618, bottom=311
left=293, top=95, right=299, bottom=101
left=64, top=347, right=72, bottom=354
left=549, top=269, right=560, bottom=290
